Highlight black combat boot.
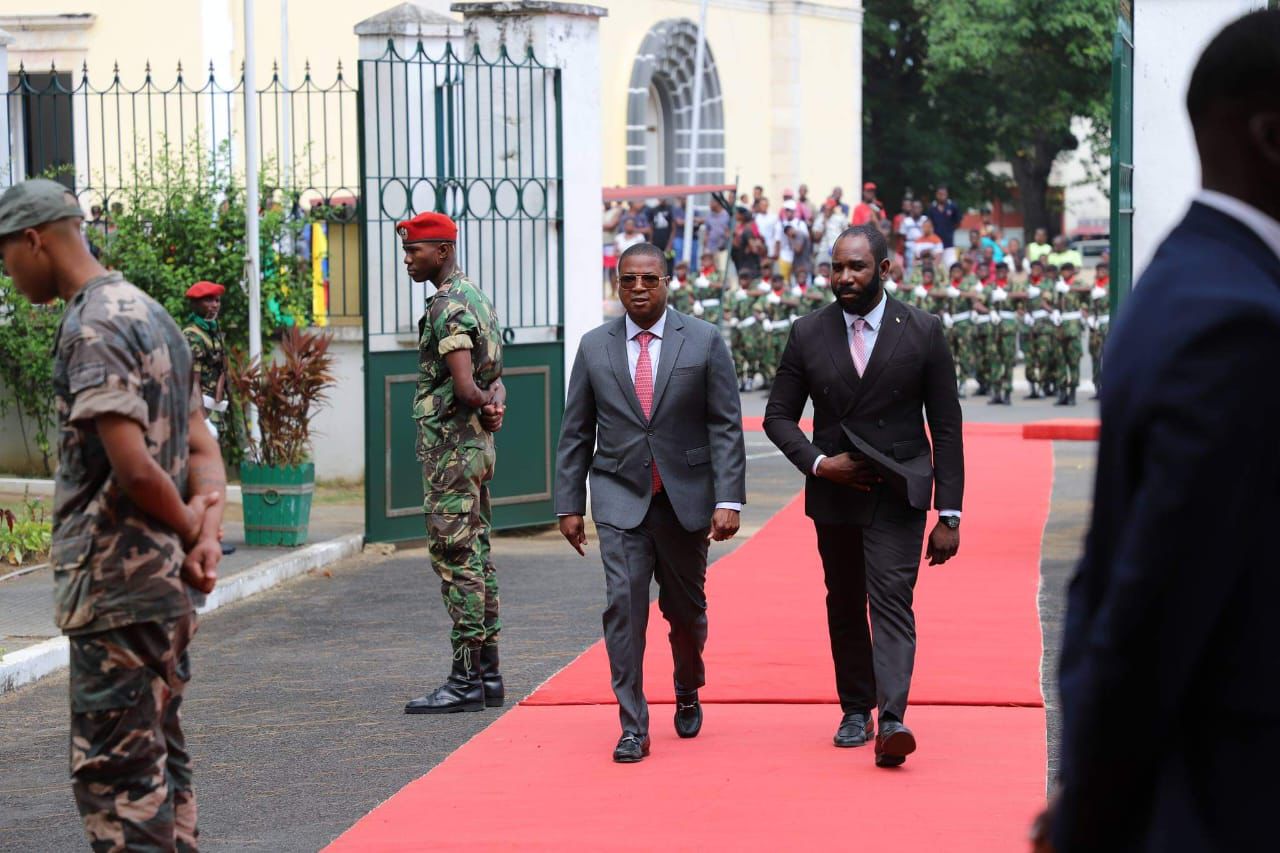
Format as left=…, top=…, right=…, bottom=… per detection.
left=479, top=643, right=505, bottom=708
left=976, top=383, right=989, bottom=397
left=1067, top=387, right=1077, bottom=406
left=1054, top=386, right=1069, bottom=406
left=1025, top=382, right=1041, bottom=400
left=405, top=646, right=484, bottom=714
left=987, top=388, right=1004, bottom=405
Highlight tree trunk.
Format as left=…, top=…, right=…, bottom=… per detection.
left=1011, top=149, right=1057, bottom=237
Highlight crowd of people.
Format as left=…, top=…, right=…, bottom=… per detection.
left=603, top=182, right=1110, bottom=406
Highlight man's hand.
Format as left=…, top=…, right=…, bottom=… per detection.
left=709, top=509, right=740, bottom=542
left=559, top=514, right=588, bottom=556
left=926, top=519, right=960, bottom=565
left=181, top=536, right=221, bottom=594
left=480, top=401, right=506, bottom=432
left=816, top=453, right=881, bottom=492
left=180, top=492, right=221, bottom=549
left=1029, top=792, right=1059, bottom=853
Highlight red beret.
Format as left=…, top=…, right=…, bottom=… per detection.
left=863, top=181, right=877, bottom=191
left=397, top=211, right=457, bottom=243
left=186, top=281, right=225, bottom=299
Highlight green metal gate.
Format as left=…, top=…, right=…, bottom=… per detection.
left=359, top=40, right=564, bottom=541
left=1110, top=6, right=1134, bottom=313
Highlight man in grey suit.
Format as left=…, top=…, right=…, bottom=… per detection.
left=556, top=242, right=747, bottom=763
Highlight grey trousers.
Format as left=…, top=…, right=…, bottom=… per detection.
left=815, top=495, right=927, bottom=721
left=596, top=490, right=710, bottom=736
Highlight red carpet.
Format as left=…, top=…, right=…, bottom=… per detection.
left=328, top=425, right=1053, bottom=851
left=1022, top=419, right=1100, bottom=441
left=327, top=705, right=1046, bottom=852
left=526, top=426, right=1050, bottom=707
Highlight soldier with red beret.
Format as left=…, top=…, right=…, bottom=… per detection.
left=182, top=280, right=229, bottom=440
left=400, top=211, right=510, bottom=715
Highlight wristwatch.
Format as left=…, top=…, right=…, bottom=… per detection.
left=940, top=515, right=961, bottom=530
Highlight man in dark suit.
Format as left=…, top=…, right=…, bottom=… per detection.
left=555, top=242, right=747, bottom=763
left=1038, top=11, right=1280, bottom=851
left=764, top=223, right=964, bottom=767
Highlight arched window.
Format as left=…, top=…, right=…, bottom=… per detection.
left=625, top=19, right=725, bottom=187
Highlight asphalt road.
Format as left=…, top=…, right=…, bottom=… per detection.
left=0, top=447, right=801, bottom=853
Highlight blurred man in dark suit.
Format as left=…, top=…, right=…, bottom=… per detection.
left=1038, top=10, right=1280, bottom=851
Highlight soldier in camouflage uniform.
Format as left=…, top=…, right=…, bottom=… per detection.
left=400, top=211, right=509, bottom=715
left=1053, top=262, right=1089, bottom=407
left=0, top=179, right=227, bottom=852
left=727, top=273, right=756, bottom=389
left=692, top=258, right=724, bottom=326
left=668, top=259, right=695, bottom=315
left=1088, top=262, right=1111, bottom=399
left=1021, top=260, right=1052, bottom=399
left=984, top=262, right=1019, bottom=405
left=742, top=279, right=774, bottom=390
left=939, top=263, right=973, bottom=397
left=1038, top=264, right=1063, bottom=396
left=182, top=281, right=230, bottom=440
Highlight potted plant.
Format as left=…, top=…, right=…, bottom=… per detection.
left=228, top=328, right=336, bottom=546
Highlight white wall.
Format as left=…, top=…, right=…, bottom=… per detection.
left=1133, top=0, right=1264, bottom=277
left=308, top=332, right=365, bottom=482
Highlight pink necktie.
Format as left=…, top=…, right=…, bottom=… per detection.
left=635, top=331, right=662, bottom=494
left=851, top=317, right=868, bottom=376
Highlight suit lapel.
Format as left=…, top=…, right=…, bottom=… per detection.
left=648, top=308, right=684, bottom=419
left=825, top=303, right=860, bottom=399
left=850, top=296, right=908, bottom=408
left=607, top=317, right=646, bottom=423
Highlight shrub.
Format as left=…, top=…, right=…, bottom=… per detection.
left=0, top=279, right=61, bottom=474
left=228, top=327, right=336, bottom=467
left=1, top=497, right=52, bottom=566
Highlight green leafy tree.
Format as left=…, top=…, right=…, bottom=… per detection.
left=863, top=0, right=1008, bottom=213
left=0, top=282, right=61, bottom=474
left=919, top=0, right=1113, bottom=235
left=93, top=141, right=312, bottom=353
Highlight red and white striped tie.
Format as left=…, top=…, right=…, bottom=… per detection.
left=634, top=331, right=662, bottom=494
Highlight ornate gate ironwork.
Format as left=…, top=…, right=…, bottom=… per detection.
left=359, top=39, right=564, bottom=541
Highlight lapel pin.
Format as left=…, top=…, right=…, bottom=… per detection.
left=895, top=317, right=902, bottom=323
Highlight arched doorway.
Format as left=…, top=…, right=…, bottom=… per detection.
left=626, top=19, right=725, bottom=187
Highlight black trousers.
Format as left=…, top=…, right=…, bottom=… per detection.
left=596, top=490, right=710, bottom=736
left=815, top=497, right=926, bottom=721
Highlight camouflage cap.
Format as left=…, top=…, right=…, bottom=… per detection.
left=0, top=179, right=84, bottom=237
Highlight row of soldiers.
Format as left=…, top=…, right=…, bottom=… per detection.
left=665, top=250, right=1109, bottom=403
left=899, top=254, right=1110, bottom=405
left=667, top=254, right=837, bottom=391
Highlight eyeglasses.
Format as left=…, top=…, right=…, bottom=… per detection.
left=618, top=273, right=667, bottom=290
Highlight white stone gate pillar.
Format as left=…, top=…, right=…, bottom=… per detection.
left=452, top=0, right=606, bottom=380
left=0, top=28, right=13, bottom=185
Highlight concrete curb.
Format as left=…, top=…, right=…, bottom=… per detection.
left=0, top=532, right=364, bottom=695
left=0, top=477, right=244, bottom=503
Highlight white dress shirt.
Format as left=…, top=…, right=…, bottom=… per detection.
left=1195, top=190, right=1280, bottom=261
left=810, top=292, right=959, bottom=518
left=620, top=313, right=740, bottom=513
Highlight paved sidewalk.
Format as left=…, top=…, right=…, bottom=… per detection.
left=0, top=496, right=364, bottom=657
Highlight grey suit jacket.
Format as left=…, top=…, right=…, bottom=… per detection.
left=555, top=308, right=746, bottom=532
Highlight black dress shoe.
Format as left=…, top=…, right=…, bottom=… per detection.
left=674, top=693, right=702, bottom=739
left=612, top=732, right=651, bottom=763
left=874, top=720, right=917, bottom=767
left=220, top=541, right=236, bottom=556
left=833, top=712, right=874, bottom=748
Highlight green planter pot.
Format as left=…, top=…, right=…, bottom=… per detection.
left=239, top=462, right=315, bottom=547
